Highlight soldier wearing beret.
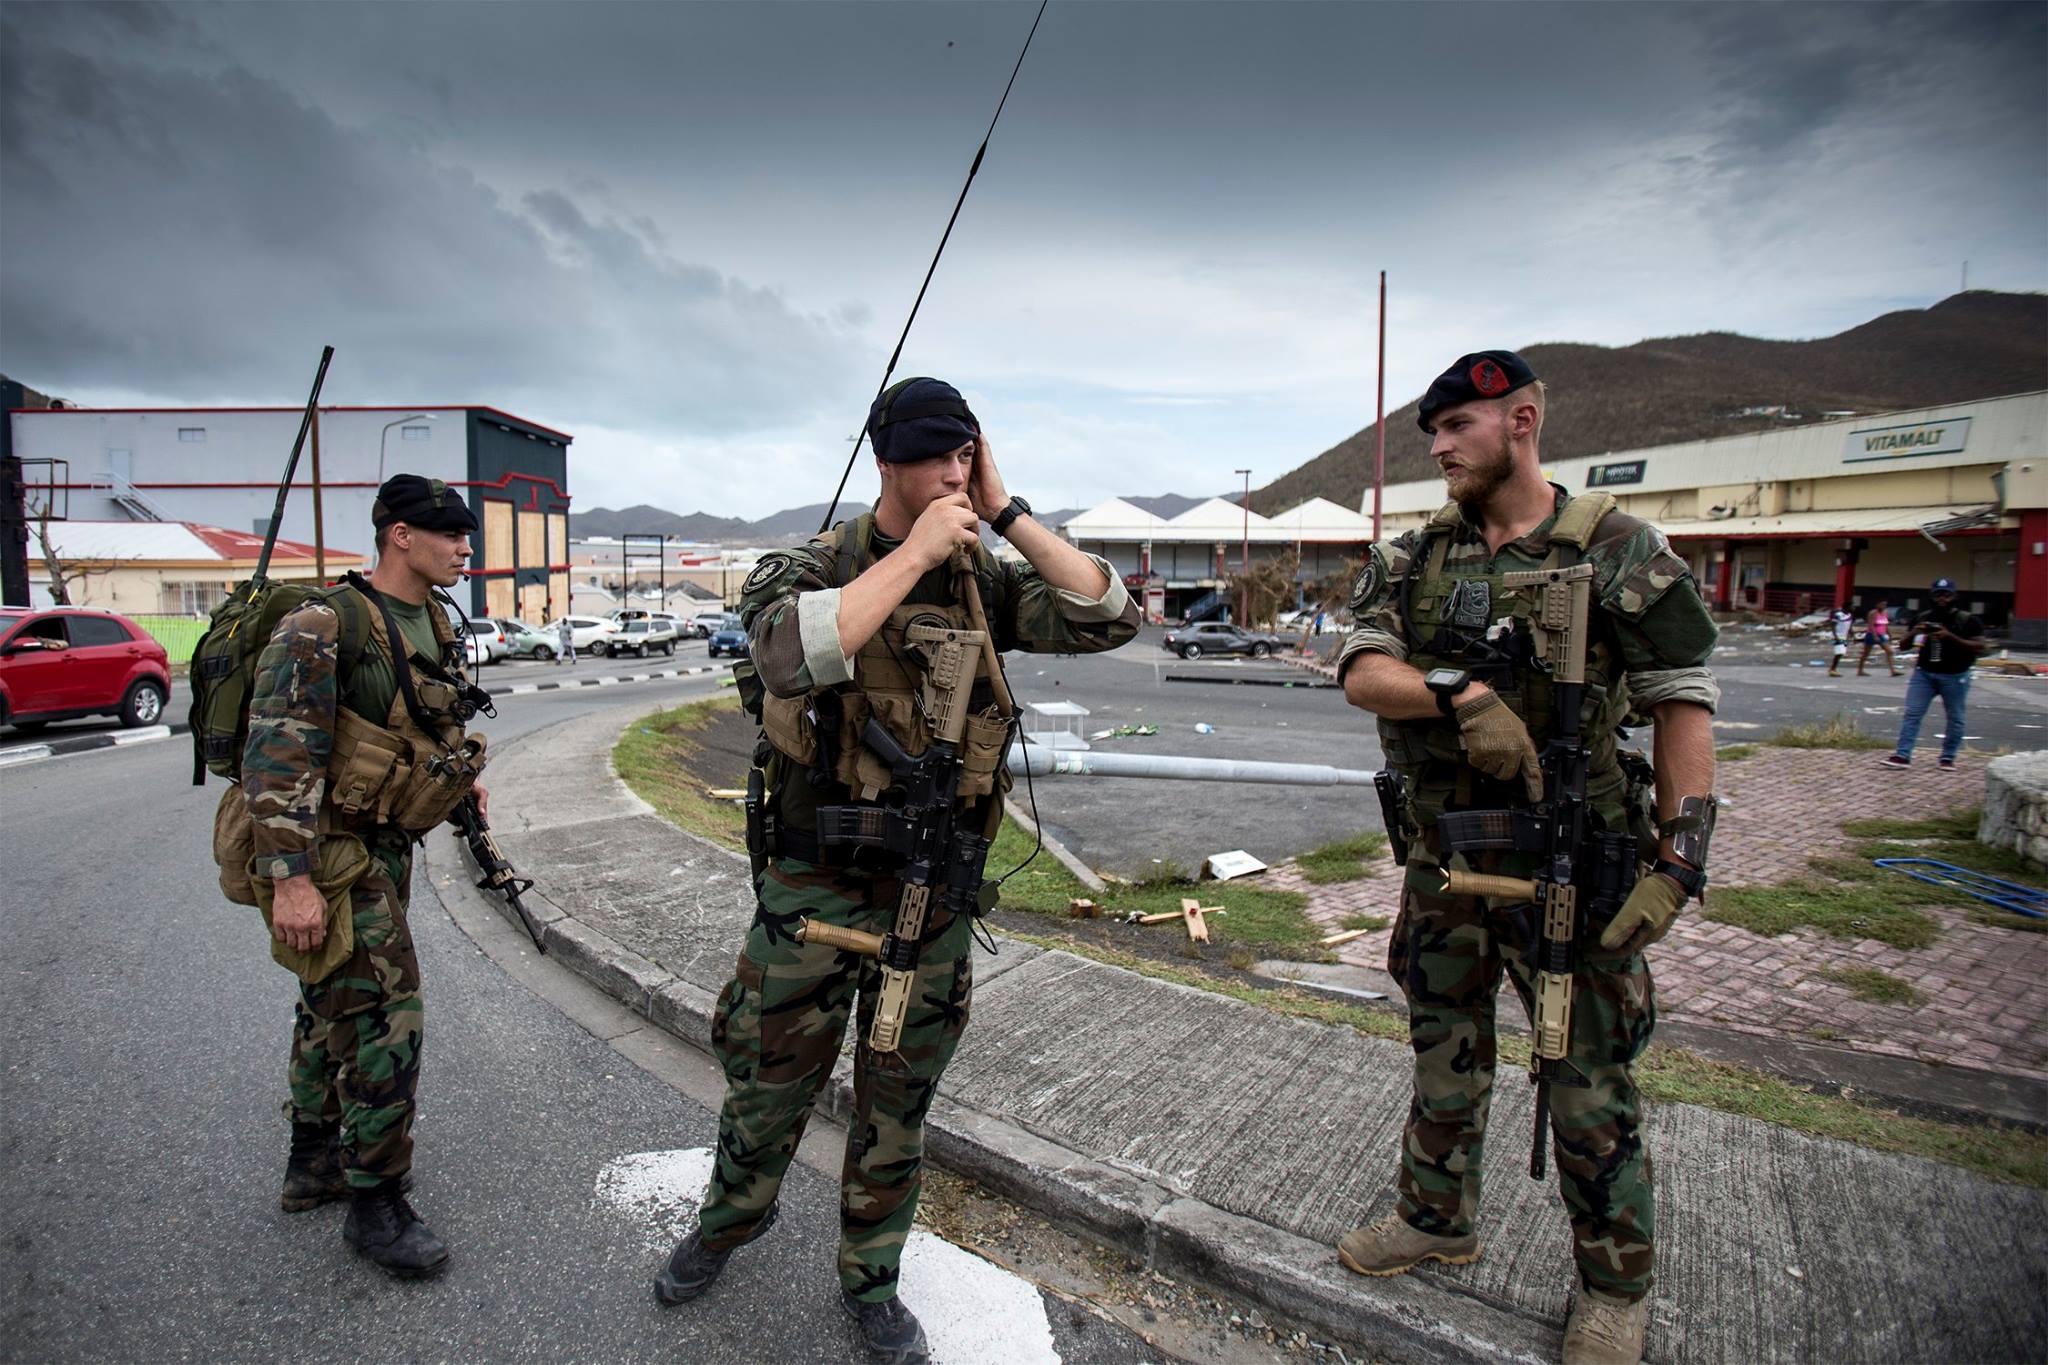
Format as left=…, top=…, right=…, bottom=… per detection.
left=653, top=378, right=1139, bottom=1362
left=242, top=474, right=486, bottom=1277
left=1334, top=353, right=1720, bottom=1364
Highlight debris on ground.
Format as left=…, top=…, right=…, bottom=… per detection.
left=1318, top=927, right=1373, bottom=948
left=1181, top=897, right=1221, bottom=943
left=1203, top=850, right=1268, bottom=881
left=1068, top=898, right=1101, bottom=919
left=1089, top=723, right=1160, bottom=740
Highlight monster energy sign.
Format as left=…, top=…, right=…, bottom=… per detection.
left=1844, top=416, right=1971, bottom=464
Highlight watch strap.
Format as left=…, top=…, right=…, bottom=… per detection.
left=1652, top=858, right=1707, bottom=900
left=991, top=497, right=1029, bottom=538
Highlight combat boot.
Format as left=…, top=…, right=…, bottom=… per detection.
left=342, top=1180, right=450, bottom=1278
left=280, top=1121, right=347, bottom=1212
left=1336, top=1212, right=1480, bottom=1276
left=1561, top=1287, right=1648, bottom=1365
left=653, top=1203, right=778, bottom=1305
left=841, top=1290, right=930, bottom=1365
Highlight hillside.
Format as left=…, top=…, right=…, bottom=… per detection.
left=573, top=501, right=871, bottom=542
left=1250, top=291, right=2048, bottom=516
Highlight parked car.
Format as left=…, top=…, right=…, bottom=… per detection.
left=706, top=614, right=749, bottom=659
left=1159, top=621, right=1284, bottom=660
left=688, top=608, right=727, bottom=639
left=607, top=617, right=678, bottom=658
left=0, top=607, right=173, bottom=732
left=555, top=615, right=616, bottom=656
left=463, top=618, right=510, bottom=663
left=493, top=618, right=558, bottom=661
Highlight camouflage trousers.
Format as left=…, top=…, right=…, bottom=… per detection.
left=285, top=844, right=424, bottom=1189
left=1389, top=850, right=1657, bottom=1301
left=699, top=856, right=972, bottom=1303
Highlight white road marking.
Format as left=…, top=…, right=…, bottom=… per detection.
left=109, top=724, right=173, bottom=745
left=0, top=745, right=55, bottom=768
left=593, top=1147, right=1061, bottom=1365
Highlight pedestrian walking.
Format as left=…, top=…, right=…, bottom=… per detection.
left=1881, top=578, right=1985, bottom=772
left=1856, top=599, right=1900, bottom=676
left=556, top=613, right=577, bottom=665
left=1825, top=604, right=1853, bottom=676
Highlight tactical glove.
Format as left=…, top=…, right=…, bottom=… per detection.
left=1598, top=871, right=1689, bottom=954
left=1453, top=690, right=1544, bottom=802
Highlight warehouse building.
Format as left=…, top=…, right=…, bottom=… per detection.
left=7, top=402, right=573, bottom=622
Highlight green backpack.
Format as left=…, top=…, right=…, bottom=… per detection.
left=189, top=579, right=371, bottom=785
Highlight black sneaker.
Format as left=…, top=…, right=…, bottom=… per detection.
left=1938, top=757, right=1957, bottom=772
left=841, top=1290, right=931, bottom=1364
left=653, top=1204, right=778, bottom=1305
left=1879, top=755, right=1912, bottom=770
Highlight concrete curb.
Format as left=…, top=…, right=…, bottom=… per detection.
left=0, top=721, right=186, bottom=768
left=484, top=662, right=728, bottom=698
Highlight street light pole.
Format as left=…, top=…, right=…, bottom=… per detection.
left=1235, top=468, right=1251, bottom=625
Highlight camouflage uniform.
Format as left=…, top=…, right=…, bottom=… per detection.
left=699, top=513, right=1138, bottom=1302
left=1338, top=485, right=1718, bottom=1302
left=244, top=591, right=445, bottom=1189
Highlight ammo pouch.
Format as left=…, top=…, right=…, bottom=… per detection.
left=251, top=832, right=372, bottom=985
left=213, top=786, right=260, bottom=907
left=325, top=703, right=486, bottom=834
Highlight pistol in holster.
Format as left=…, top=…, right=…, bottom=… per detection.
left=743, top=765, right=772, bottom=888
left=1374, top=769, right=1413, bottom=868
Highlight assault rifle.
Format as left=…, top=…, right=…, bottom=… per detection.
left=795, top=615, right=999, bottom=1052
left=1434, top=563, right=1638, bottom=1181
left=451, top=794, right=549, bottom=954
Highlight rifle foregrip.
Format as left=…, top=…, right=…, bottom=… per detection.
left=797, top=920, right=885, bottom=958
left=1442, top=870, right=1540, bottom=901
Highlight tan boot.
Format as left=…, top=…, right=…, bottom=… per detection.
left=1562, top=1287, right=1648, bottom=1365
left=1336, top=1213, right=1479, bottom=1277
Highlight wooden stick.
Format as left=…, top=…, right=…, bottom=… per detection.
left=1319, top=927, right=1374, bottom=948
left=1181, top=897, right=1213, bottom=943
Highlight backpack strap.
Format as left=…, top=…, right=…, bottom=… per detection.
left=820, top=516, right=864, bottom=591
left=1548, top=491, right=1616, bottom=551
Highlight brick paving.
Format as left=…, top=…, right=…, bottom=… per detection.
left=1266, top=746, right=2048, bottom=1084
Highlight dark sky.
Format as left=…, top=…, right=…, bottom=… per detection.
left=4, top=1, right=2043, bottom=515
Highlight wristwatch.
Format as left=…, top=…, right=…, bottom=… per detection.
left=1652, top=858, right=1707, bottom=900
left=990, top=495, right=1032, bottom=539
left=1423, top=667, right=1471, bottom=716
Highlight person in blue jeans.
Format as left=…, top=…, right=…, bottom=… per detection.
left=1881, top=578, right=1985, bottom=772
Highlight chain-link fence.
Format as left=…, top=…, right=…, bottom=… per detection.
left=129, top=615, right=210, bottom=664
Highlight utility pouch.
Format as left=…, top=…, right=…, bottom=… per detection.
left=759, top=693, right=819, bottom=766
left=1577, top=830, right=1641, bottom=947
left=327, top=707, right=411, bottom=820
left=957, top=708, right=1013, bottom=800
left=732, top=658, right=766, bottom=722
left=251, top=832, right=371, bottom=984
left=387, top=734, right=487, bottom=833
left=213, top=786, right=259, bottom=907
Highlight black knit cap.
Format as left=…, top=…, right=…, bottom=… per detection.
left=372, top=474, right=478, bottom=533
left=1416, top=350, right=1539, bottom=433
left=866, top=376, right=980, bottom=464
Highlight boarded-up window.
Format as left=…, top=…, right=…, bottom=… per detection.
left=483, top=499, right=515, bottom=570
left=550, top=572, right=570, bottom=621
left=517, top=509, right=546, bottom=569
left=486, top=576, right=515, bottom=619
left=517, top=581, right=548, bottom=624
left=548, top=513, right=567, bottom=567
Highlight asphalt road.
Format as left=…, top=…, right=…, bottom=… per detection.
left=0, top=673, right=1159, bottom=1364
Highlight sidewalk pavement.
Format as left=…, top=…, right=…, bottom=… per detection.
left=469, top=699, right=2047, bottom=1364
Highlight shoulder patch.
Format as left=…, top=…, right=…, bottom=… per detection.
left=1351, top=556, right=1382, bottom=609
left=742, top=553, right=793, bottom=596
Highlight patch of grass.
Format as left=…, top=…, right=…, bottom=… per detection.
left=1841, top=808, right=1982, bottom=841
left=1340, top=913, right=1390, bottom=932
left=1810, top=1027, right=1840, bottom=1041
left=1295, top=832, right=1391, bottom=885
left=611, top=698, right=749, bottom=850
left=1000, top=929, right=2048, bottom=1187
left=1765, top=711, right=1890, bottom=750
left=1706, top=881, right=1941, bottom=949
left=989, top=817, right=1321, bottom=948
left=1715, top=743, right=1759, bottom=762
left=1813, top=966, right=1926, bottom=1006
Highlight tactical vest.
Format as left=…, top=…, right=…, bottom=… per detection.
left=756, top=517, right=1010, bottom=806
left=214, top=583, right=486, bottom=907
left=1381, top=492, right=1632, bottom=823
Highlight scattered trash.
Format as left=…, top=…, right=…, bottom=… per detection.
left=1180, top=897, right=1218, bottom=943
left=704, top=788, right=747, bottom=800
left=1088, top=723, right=1159, bottom=740
left=1319, top=927, right=1374, bottom=948
left=1786, top=1266, right=1805, bottom=1281
left=1067, top=898, right=1100, bottom=919
left=1202, top=850, right=1268, bottom=881
left=1194, top=722, right=1216, bottom=734
left=1875, top=859, right=2047, bottom=918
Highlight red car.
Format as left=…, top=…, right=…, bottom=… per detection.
left=0, top=607, right=173, bottom=733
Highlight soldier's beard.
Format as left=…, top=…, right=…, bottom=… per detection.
left=1447, top=433, right=1515, bottom=509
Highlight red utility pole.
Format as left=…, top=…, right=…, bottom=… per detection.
left=1372, top=270, right=1387, bottom=543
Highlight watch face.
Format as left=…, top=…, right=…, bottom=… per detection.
left=1425, top=669, right=1463, bottom=690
